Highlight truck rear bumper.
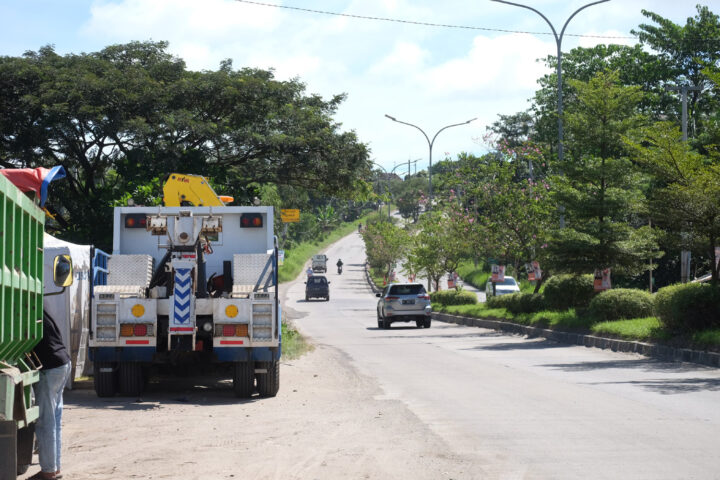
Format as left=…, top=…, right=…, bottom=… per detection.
left=90, top=345, right=281, bottom=363
left=214, top=346, right=281, bottom=362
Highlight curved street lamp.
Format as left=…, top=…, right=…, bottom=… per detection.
left=385, top=114, right=476, bottom=207
left=371, top=162, right=394, bottom=219
left=491, top=0, right=610, bottom=164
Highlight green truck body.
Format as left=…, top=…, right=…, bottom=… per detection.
left=0, top=172, right=46, bottom=478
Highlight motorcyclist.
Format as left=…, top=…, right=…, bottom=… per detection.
left=336, top=258, right=344, bottom=274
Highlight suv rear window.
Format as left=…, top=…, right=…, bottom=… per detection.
left=389, top=284, right=426, bottom=295
left=309, top=277, right=327, bottom=284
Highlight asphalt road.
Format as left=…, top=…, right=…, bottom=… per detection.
left=288, top=230, right=720, bottom=480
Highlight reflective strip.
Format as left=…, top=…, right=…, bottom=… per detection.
left=219, top=340, right=244, bottom=345
left=170, top=327, right=194, bottom=332
left=126, top=340, right=150, bottom=345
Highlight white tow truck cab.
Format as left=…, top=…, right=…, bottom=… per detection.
left=89, top=201, right=281, bottom=399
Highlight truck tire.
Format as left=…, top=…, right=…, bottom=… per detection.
left=118, top=362, right=144, bottom=397
left=256, top=361, right=280, bottom=397
left=233, top=362, right=254, bottom=398
left=93, top=361, right=117, bottom=397
left=423, top=317, right=432, bottom=328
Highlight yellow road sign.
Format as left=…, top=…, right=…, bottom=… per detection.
left=281, top=209, right=300, bottom=223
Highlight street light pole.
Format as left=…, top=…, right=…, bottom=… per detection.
left=491, top=0, right=610, bottom=164
left=385, top=114, right=476, bottom=207
left=371, top=162, right=394, bottom=220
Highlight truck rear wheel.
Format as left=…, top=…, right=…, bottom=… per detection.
left=118, top=362, right=144, bottom=397
left=256, top=361, right=280, bottom=397
left=233, top=362, right=254, bottom=398
left=93, top=361, right=117, bottom=397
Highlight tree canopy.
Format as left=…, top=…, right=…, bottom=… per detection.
left=0, top=41, right=370, bottom=247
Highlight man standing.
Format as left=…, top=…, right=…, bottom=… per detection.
left=29, top=311, right=71, bottom=480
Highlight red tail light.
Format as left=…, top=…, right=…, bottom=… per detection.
left=222, top=325, right=235, bottom=337
left=417, top=294, right=430, bottom=300
left=134, top=324, right=147, bottom=336
left=385, top=296, right=399, bottom=301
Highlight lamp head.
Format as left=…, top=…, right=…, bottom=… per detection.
left=385, top=114, right=397, bottom=121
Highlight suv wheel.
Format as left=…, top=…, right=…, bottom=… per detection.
left=415, top=319, right=423, bottom=328
left=383, top=318, right=392, bottom=329
left=423, top=317, right=431, bottom=328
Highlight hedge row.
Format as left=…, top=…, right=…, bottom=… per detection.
left=481, top=275, right=720, bottom=333
left=655, top=283, right=720, bottom=331
left=431, top=289, right=478, bottom=306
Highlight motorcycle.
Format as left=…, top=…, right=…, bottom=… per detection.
left=337, top=264, right=343, bottom=274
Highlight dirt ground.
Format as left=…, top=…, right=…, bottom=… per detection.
left=18, top=341, right=480, bottom=480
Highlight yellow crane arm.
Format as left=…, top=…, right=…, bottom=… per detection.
left=163, top=173, right=234, bottom=207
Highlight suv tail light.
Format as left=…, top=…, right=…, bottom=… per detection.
left=385, top=296, right=399, bottom=301
left=417, top=294, right=430, bottom=300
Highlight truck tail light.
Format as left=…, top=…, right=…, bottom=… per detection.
left=124, top=213, right=147, bottom=228
left=220, top=324, right=249, bottom=337
left=240, top=213, right=263, bottom=228
left=121, top=324, right=151, bottom=336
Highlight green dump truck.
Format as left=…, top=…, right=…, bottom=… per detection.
left=0, top=167, right=71, bottom=478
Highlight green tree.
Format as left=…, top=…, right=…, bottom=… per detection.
left=549, top=71, right=660, bottom=277
left=362, top=221, right=408, bottom=279
left=626, top=122, right=720, bottom=281
left=632, top=5, right=720, bottom=144
left=0, top=41, right=370, bottom=247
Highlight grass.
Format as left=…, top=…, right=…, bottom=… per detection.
left=281, top=321, right=313, bottom=359
left=436, top=300, right=720, bottom=350
left=278, top=211, right=376, bottom=283
left=690, top=329, right=720, bottom=349
left=591, top=317, right=666, bottom=342
left=439, top=302, right=591, bottom=330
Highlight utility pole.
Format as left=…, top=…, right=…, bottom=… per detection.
left=666, top=83, right=703, bottom=283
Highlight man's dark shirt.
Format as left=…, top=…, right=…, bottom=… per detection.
left=34, top=311, right=70, bottom=370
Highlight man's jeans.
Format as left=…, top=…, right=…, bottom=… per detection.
left=35, top=362, right=71, bottom=473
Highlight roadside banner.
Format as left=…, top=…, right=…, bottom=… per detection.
left=532, top=261, right=542, bottom=281
left=278, top=250, right=285, bottom=266
left=526, top=261, right=542, bottom=281
left=594, top=268, right=611, bottom=291
left=491, top=264, right=505, bottom=282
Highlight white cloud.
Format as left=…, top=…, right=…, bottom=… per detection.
left=423, top=33, right=553, bottom=100
left=85, top=0, right=283, bottom=43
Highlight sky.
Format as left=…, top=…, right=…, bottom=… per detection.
left=0, top=0, right=709, bottom=173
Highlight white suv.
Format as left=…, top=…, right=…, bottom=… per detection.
left=376, top=283, right=432, bottom=329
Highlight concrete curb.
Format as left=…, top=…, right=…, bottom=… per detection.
left=365, top=264, right=382, bottom=295
left=432, top=312, right=720, bottom=369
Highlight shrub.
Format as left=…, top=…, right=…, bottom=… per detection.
left=431, top=289, right=478, bottom=306
left=587, top=288, right=654, bottom=321
left=655, top=283, right=720, bottom=332
left=506, top=292, right=546, bottom=314
left=543, top=274, right=595, bottom=311
left=486, top=292, right=545, bottom=314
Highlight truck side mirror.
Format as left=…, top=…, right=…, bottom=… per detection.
left=53, top=254, right=73, bottom=287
